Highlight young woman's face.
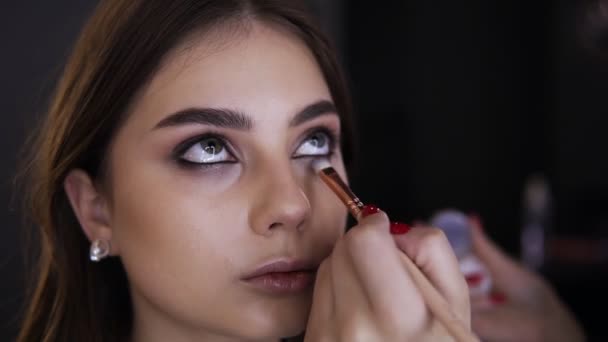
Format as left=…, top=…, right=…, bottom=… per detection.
left=106, top=22, right=348, bottom=340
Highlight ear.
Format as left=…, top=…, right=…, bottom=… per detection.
left=64, top=169, right=119, bottom=256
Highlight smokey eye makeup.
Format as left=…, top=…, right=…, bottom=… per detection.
left=172, top=132, right=238, bottom=169
left=171, top=126, right=340, bottom=170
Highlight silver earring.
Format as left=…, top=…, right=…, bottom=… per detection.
left=90, top=239, right=111, bottom=262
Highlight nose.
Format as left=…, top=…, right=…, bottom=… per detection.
left=248, top=163, right=311, bottom=236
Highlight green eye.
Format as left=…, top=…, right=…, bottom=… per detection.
left=200, top=138, right=224, bottom=155
left=180, top=137, right=232, bottom=164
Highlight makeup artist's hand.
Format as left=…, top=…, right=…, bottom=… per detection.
left=468, top=216, right=585, bottom=342
left=305, top=208, right=471, bottom=341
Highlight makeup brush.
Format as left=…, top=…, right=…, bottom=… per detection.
left=311, top=158, right=479, bottom=342
left=311, top=159, right=365, bottom=219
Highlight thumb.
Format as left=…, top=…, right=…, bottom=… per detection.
left=469, top=215, right=539, bottom=297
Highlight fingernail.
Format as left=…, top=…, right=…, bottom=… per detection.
left=490, top=292, right=507, bottom=305
left=465, top=272, right=483, bottom=286
left=469, top=212, right=484, bottom=232
left=390, top=222, right=411, bottom=235
left=361, top=204, right=380, bottom=218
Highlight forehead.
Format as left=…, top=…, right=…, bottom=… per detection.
left=125, top=21, right=332, bottom=131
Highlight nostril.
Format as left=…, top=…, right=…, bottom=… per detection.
left=268, top=222, right=282, bottom=230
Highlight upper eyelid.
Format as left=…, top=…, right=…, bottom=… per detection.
left=299, top=126, right=339, bottom=147
left=293, top=127, right=339, bottom=156
left=173, top=133, right=236, bottom=159
left=299, top=124, right=340, bottom=140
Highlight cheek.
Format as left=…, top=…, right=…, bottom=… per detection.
left=311, top=201, right=346, bottom=259
left=109, top=154, right=243, bottom=260
left=111, top=165, right=238, bottom=264
left=108, top=163, right=249, bottom=315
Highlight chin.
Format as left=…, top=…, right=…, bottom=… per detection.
left=232, top=318, right=306, bottom=341
left=237, top=295, right=311, bottom=340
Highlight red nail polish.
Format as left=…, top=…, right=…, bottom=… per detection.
left=465, top=272, right=483, bottom=286
left=361, top=204, right=380, bottom=218
left=490, top=292, right=507, bottom=305
left=390, top=222, right=411, bottom=235
left=469, top=213, right=484, bottom=232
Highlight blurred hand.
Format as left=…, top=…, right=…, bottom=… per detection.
left=469, top=216, right=585, bottom=342
left=305, top=210, right=470, bottom=341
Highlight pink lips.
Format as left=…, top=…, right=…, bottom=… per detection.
left=242, top=259, right=317, bottom=294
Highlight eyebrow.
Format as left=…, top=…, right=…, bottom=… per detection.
left=154, top=108, right=252, bottom=130
left=289, top=100, right=337, bottom=127
left=153, top=100, right=337, bottom=131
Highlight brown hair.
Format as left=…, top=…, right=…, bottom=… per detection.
left=17, top=1, right=353, bottom=341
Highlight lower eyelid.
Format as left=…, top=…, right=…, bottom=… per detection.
left=176, top=159, right=238, bottom=170
left=292, top=150, right=335, bottom=160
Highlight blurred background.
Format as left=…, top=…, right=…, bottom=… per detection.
left=2, top=1, right=607, bottom=340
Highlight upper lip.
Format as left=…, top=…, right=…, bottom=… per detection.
left=242, top=258, right=319, bottom=280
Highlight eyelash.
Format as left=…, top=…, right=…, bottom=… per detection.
left=172, top=127, right=340, bottom=169
left=292, top=127, right=338, bottom=159
left=172, top=132, right=236, bottom=168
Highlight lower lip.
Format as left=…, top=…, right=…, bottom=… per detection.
left=243, top=271, right=316, bottom=294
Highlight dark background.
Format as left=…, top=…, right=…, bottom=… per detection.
left=2, top=1, right=607, bottom=340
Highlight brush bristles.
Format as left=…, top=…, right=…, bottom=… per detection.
left=311, top=158, right=332, bottom=173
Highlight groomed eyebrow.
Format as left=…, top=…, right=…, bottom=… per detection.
left=289, top=100, right=337, bottom=127
left=153, top=99, right=337, bottom=130
left=154, top=108, right=252, bottom=130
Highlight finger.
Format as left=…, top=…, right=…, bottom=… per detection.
left=308, top=257, right=334, bottom=329
left=470, top=294, right=493, bottom=311
left=393, top=226, right=470, bottom=325
left=469, top=216, right=541, bottom=297
left=470, top=292, right=508, bottom=312
left=346, top=212, right=427, bottom=330
left=330, top=236, right=371, bottom=322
